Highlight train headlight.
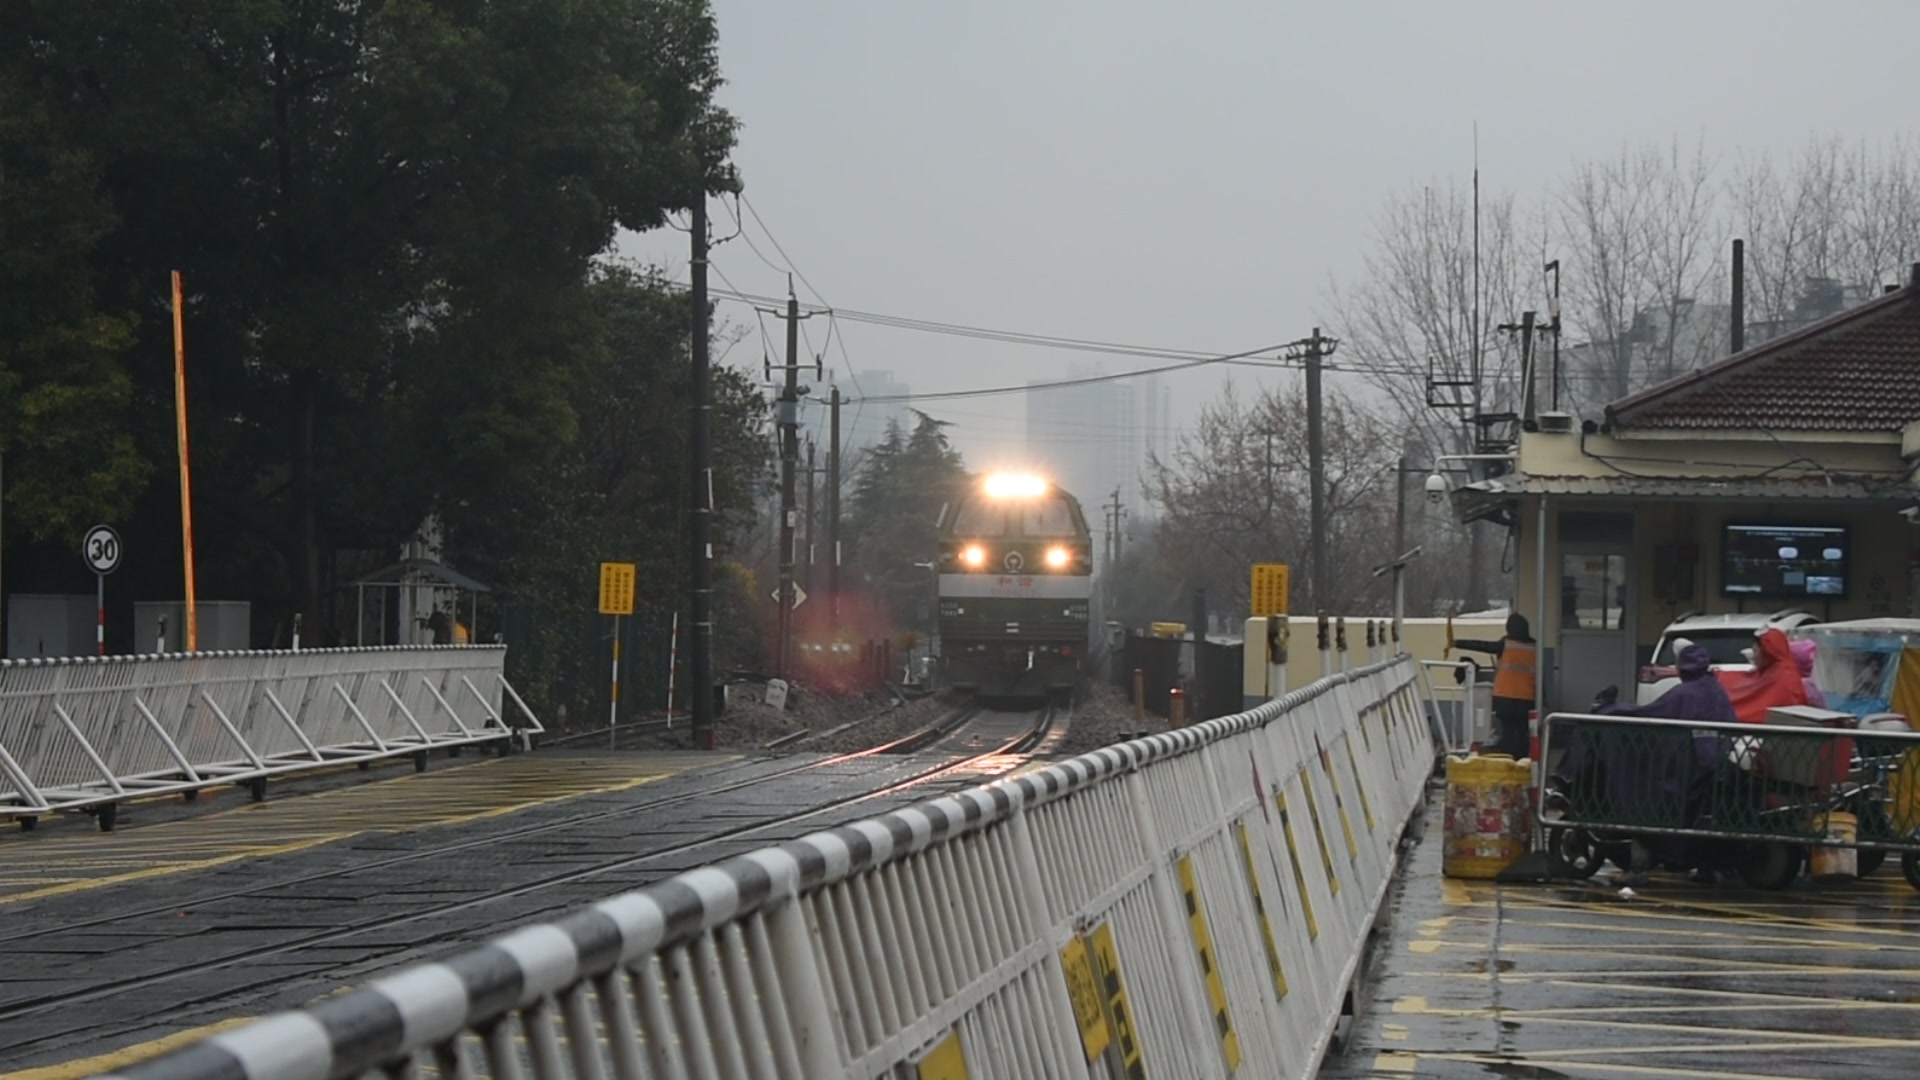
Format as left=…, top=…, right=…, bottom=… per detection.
left=1045, top=546, right=1070, bottom=569
left=962, top=544, right=986, bottom=568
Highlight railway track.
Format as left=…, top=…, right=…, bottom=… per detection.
left=0, top=702, right=1060, bottom=1045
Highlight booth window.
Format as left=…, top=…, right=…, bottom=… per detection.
left=1561, top=554, right=1627, bottom=630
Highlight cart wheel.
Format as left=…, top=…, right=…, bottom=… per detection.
left=182, top=789, right=199, bottom=803
left=412, top=751, right=428, bottom=774
left=1858, top=848, right=1888, bottom=879
left=98, top=802, right=118, bottom=833
left=249, top=777, right=267, bottom=803
left=18, top=816, right=37, bottom=832
left=1548, top=828, right=1604, bottom=880
left=1739, top=843, right=1803, bottom=890
left=1902, top=853, right=1920, bottom=892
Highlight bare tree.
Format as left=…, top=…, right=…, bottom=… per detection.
left=1145, top=379, right=1434, bottom=616
left=1553, top=136, right=1723, bottom=410
left=1729, top=135, right=1920, bottom=341
left=1321, top=177, right=1534, bottom=610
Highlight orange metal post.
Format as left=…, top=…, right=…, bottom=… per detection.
left=171, top=272, right=198, bottom=651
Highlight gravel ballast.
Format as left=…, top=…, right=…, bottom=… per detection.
left=1055, top=681, right=1166, bottom=756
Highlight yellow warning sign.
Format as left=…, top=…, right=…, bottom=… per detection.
left=1275, top=791, right=1319, bottom=939
left=1298, top=771, right=1340, bottom=895
left=1236, top=823, right=1289, bottom=1000
left=916, top=1028, right=969, bottom=1080
left=1321, top=745, right=1360, bottom=861
left=597, top=562, right=637, bottom=615
left=1250, top=562, right=1290, bottom=618
left=1090, top=923, right=1147, bottom=1079
left=1059, top=935, right=1111, bottom=1061
left=1176, top=855, right=1242, bottom=1072
left=1347, top=743, right=1376, bottom=831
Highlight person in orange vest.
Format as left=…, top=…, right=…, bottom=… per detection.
left=1451, top=613, right=1537, bottom=758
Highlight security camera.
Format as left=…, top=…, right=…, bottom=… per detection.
left=1425, top=471, right=1448, bottom=504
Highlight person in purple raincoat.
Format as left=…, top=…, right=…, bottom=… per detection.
left=1553, top=643, right=1735, bottom=879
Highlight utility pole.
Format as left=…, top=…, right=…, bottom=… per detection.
left=779, top=285, right=800, bottom=678
left=1544, top=260, right=1563, bottom=411
left=827, top=386, right=842, bottom=635
left=1498, top=311, right=1544, bottom=422
left=772, top=280, right=816, bottom=677
left=1305, top=327, right=1329, bottom=614
left=803, top=440, right=817, bottom=593
left=689, top=193, right=715, bottom=749
left=1393, top=453, right=1409, bottom=637
left=1104, top=487, right=1125, bottom=569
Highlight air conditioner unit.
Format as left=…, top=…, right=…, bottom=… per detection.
left=1536, top=411, right=1574, bottom=434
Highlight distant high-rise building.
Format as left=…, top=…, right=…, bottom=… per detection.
left=1024, top=366, right=1171, bottom=567
left=837, top=369, right=912, bottom=458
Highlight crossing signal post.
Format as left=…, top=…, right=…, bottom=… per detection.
left=599, top=562, right=637, bottom=749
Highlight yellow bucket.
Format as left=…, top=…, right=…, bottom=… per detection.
left=1809, top=811, right=1858, bottom=882
left=1442, top=754, right=1533, bottom=879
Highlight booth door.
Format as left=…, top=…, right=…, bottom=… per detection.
left=1558, top=551, right=1633, bottom=713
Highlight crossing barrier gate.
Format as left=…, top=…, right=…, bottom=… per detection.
left=1, top=645, right=539, bottom=829
left=100, top=655, right=1433, bottom=1080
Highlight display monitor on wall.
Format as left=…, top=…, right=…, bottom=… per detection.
left=1721, top=523, right=1849, bottom=599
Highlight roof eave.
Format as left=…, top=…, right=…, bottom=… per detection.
left=1605, top=285, right=1917, bottom=430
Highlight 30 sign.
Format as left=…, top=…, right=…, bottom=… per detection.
left=83, top=525, right=122, bottom=575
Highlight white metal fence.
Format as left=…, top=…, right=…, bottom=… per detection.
left=100, top=654, right=1430, bottom=1080
left=1, top=645, right=540, bottom=830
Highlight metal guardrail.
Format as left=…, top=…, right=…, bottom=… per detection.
left=99, top=655, right=1434, bottom=1080
left=0, top=645, right=541, bottom=830
left=1540, top=710, right=1920, bottom=853
left=1418, top=658, right=1486, bottom=755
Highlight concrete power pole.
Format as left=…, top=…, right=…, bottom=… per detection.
left=803, top=440, right=816, bottom=593
left=776, top=285, right=804, bottom=678
left=689, top=194, right=715, bottom=748
left=1305, top=327, right=1329, bottom=614
left=827, top=386, right=841, bottom=635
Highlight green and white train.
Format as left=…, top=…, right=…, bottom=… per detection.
left=935, top=473, right=1092, bottom=702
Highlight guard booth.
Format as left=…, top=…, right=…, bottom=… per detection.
left=343, top=558, right=490, bottom=646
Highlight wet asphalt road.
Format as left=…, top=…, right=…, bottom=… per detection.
left=0, top=748, right=1023, bottom=1075
left=1321, top=792, right=1920, bottom=1079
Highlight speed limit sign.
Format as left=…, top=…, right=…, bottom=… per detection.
left=83, top=524, right=122, bottom=575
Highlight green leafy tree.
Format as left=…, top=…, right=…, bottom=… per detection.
left=845, top=411, right=971, bottom=627
left=0, top=69, right=146, bottom=541
left=2, top=1, right=739, bottom=666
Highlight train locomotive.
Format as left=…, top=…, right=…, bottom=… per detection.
left=935, top=473, right=1092, bottom=702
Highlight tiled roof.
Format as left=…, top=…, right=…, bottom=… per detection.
left=1452, top=471, right=1920, bottom=523
left=1458, top=472, right=1917, bottom=501
left=1607, top=274, right=1920, bottom=432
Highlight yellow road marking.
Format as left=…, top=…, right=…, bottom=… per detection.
left=0, top=1018, right=254, bottom=1080
left=0, top=837, right=354, bottom=906
left=0, top=756, right=720, bottom=905
left=1508, top=891, right=1920, bottom=941
left=1440, top=878, right=1473, bottom=906
left=1370, top=1052, right=1418, bottom=1073
left=1393, top=997, right=1920, bottom=1048
left=1539, top=977, right=1920, bottom=1006
left=1404, top=1052, right=1851, bottom=1080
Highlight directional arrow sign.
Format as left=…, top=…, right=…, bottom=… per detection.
left=769, top=585, right=808, bottom=610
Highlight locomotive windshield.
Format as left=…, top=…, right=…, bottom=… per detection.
left=951, top=501, right=1009, bottom=536
left=952, top=495, right=1077, bottom=538
left=1021, top=498, right=1078, bottom=537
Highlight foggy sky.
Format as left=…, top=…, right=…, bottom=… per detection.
left=618, top=0, right=1920, bottom=475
